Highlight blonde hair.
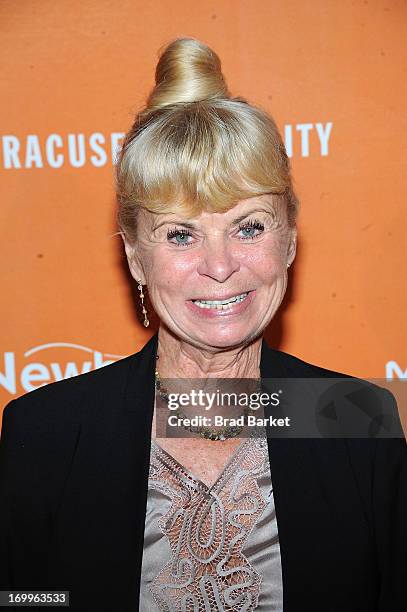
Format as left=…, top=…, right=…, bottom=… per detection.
left=115, top=37, right=299, bottom=245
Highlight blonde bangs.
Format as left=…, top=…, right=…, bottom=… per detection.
left=116, top=99, right=298, bottom=243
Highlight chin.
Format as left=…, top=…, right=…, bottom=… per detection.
left=187, top=327, right=255, bottom=351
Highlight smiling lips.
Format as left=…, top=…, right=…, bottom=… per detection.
left=191, top=291, right=250, bottom=310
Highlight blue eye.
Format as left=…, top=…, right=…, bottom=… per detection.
left=167, top=228, right=193, bottom=246
left=238, top=220, right=265, bottom=239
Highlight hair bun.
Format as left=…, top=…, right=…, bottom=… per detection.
left=146, top=37, right=230, bottom=111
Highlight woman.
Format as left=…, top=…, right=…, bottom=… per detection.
left=1, top=38, right=406, bottom=612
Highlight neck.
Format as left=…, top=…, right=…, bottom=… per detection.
left=156, top=325, right=262, bottom=379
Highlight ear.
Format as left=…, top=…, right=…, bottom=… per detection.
left=287, top=227, right=297, bottom=267
left=121, top=233, right=146, bottom=284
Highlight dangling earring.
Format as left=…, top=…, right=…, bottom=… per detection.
left=137, top=279, right=149, bottom=328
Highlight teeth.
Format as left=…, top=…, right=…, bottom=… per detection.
left=193, top=292, right=249, bottom=309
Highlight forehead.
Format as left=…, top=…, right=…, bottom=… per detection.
left=199, top=194, right=277, bottom=222
left=142, top=193, right=281, bottom=226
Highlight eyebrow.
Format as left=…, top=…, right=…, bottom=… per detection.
left=152, top=207, right=274, bottom=232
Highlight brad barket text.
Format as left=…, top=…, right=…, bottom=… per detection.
left=167, top=415, right=291, bottom=428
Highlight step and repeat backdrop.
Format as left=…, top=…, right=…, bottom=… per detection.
left=1, top=1, right=406, bottom=428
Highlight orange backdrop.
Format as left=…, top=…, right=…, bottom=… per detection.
left=1, top=0, right=406, bottom=429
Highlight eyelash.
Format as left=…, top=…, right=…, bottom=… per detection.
left=238, top=219, right=265, bottom=239
left=166, top=218, right=265, bottom=247
left=166, top=227, right=193, bottom=247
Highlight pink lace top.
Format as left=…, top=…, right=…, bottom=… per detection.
left=139, top=436, right=283, bottom=611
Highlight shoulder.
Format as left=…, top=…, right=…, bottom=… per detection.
left=264, top=343, right=397, bottom=406
left=1, top=354, right=130, bottom=432
left=267, top=349, right=407, bottom=524
left=1, top=334, right=157, bottom=437
left=263, top=341, right=405, bottom=446
left=264, top=343, right=355, bottom=379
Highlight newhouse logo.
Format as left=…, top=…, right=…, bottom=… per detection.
left=385, top=361, right=407, bottom=381
left=0, top=343, right=125, bottom=395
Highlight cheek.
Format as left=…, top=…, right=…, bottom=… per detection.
left=238, top=240, right=286, bottom=277
left=149, top=249, right=198, bottom=286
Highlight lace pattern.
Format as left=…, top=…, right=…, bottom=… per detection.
left=148, top=437, right=272, bottom=611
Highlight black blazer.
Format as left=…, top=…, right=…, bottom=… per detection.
left=1, top=333, right=406, bottom=611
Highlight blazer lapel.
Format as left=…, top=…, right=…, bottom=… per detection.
left=45, top=333, right=158, bottom=611
left=260, top=340, right=340, bottom=611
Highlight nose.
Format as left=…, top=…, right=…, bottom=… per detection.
left=196, top=236, right=240, bottom=283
